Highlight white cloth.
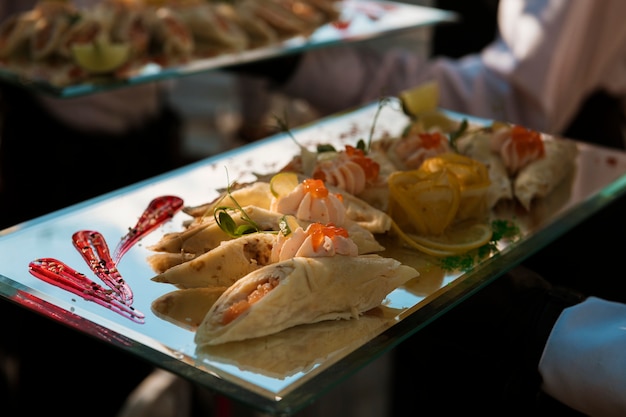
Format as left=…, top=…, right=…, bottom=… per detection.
left=281, top=0, right=626, bottom=135
left=540, top=297, right=626, bottom=417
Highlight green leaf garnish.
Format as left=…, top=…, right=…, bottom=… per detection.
left=213, top=170, right=265, bottom=238
left=439, top=219, right=522, bottom=272
left=317, top=144, right=337, bottom=153
left=448, top=118, right=469, bottom=152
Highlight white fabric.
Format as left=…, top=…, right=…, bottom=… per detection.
left=281, top=0, right=626, bottom=135
left=540, top=297, right=626, bottom=417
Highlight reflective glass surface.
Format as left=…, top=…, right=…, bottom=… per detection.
left=0, top=1, right=457, bottom=98
left=1, top=102, right=626, bottom=415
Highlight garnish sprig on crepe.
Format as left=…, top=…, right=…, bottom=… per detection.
left=213, top=170, right=264, bottom=237
left=212, top=170, right=294, bottom=238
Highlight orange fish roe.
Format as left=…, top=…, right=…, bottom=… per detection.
left=306, top=223, right=350, bottom=251
left=510, top=125, right=545, bottom=159
left=345, top=145, right=380, bottom=181
left=302, top=178, right=329, bottom=198
left=419, top=132, right=446, bottom=149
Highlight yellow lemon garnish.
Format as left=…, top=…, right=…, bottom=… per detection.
left=269, top=172, right=300, bottom=198
left=388, top=169, right=461, bottom=236
left=417, top=153, right=491, bottom=222
left=391, top=221, right=492, bottom=257
left=72, top=37, right=130, bottom=74
left=399, top=81, right=439, bottom=118
left=416, top=110, right=460, bottom=132
left=409, top=222, right=493, bottom=254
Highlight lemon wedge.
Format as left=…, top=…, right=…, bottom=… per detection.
left=72, top=38, right=130, bottom=74
left=399, top=81, right=439, bottom=118
left=417, top=110, right=460, bottom=132
left=269, top=172, right=299, bottom=198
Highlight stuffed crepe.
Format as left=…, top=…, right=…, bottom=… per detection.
left=194, top=255, right=418, bottom=345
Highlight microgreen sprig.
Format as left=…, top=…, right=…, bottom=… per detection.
left=448, top=118, right=469, bottom=152
left=213, top=170, right=263, bottom=238
left=363, top=96, right=398, bottom=153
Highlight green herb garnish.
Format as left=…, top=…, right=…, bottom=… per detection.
left=439, top=219, right=522, bottom=272
left=448, top=118, right=469, bottom=152
left=213, top=170, right=264, bottom=238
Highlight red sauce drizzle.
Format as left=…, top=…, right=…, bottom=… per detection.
left=28, top=195, right=184, bottom=323
left=113, top=195, right=183, bottom=263
left=28, top=258, right=145, bottom=324
left=72, top=230, right=133, bottom=305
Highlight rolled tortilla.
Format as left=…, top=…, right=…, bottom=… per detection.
left=145, top=7, right=195, bottom=59
left=174, top=3, right=249, bottom=51
left=456, top=131, right=513, bottom=208
left=151, top=232, right=276, bottom=288
left=238, top=0, right=323, bottom=38
left=152, top=287, right=227, bottom=331
left=514, top=138, right=578, bottom=211
left=148, top=206, right=286, bottom=255
left=194, top=255, right=418, bottom=345
left=230, top=1, right=278, bottom=47
left=327, top=184, right=392, bottom=233
left=0, top=11, right=39, bottom=59
left=30, top=8, right=75, bottom=60
left=106, top=3, right=151, bottom=59
left=303, top=0, right=341, bottom=21
left=182, top=181, right=272, bottom=218
left=57, top=13, right=103, bottom=59
left=150, top=211, right=381, bottom=270
left=147, top=252, right=197, bottom=273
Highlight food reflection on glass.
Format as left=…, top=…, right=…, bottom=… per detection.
left=195, top=305, right=401, bottom=379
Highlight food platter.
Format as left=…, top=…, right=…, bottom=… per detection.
left=1, top=101, right=626, bottom=416
left=0, top=0, right=457, bottom=98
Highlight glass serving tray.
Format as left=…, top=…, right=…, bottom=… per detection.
left=0, top=0, right=457, bottom=98
left=1, top=102, right=626, bottom=416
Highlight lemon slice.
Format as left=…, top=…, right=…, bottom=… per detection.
left=390, top=221, right=458, bottom=257
left=269, top=172, right=299, bottom=198
left=409, top=222, right=493, bottom=255
left=399, top=81, right=439, bottom=118
left=387, top=169, right=461, bottom=236
left=72, top=38, right=130, bottom=74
